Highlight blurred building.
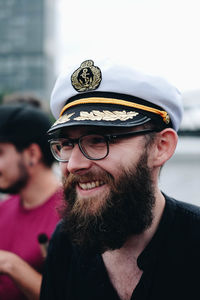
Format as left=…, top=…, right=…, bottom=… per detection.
left=0, top=0, right=55, bottom=101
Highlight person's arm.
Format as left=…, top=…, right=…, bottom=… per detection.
left=0, top=250, right=42, bottom=300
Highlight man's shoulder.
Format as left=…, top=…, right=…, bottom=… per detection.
left=0, top=196, right=20, bottom=228
left=0, top=195, right=19, bottom=209
left=165, top=195, right=200, bottom=243
left=166, top=195, right=200, bottom=221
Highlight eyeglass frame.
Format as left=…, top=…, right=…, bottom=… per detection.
left=48, top=128, right=160, bottom=163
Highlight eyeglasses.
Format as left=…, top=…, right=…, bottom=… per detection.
left=49, top=129, right=158, bottom=162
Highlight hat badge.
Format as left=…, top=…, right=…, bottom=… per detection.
left=71, top=60, right=102, bottom=92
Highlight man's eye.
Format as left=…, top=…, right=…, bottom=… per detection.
left=55, top=144, right=61, bottom=151
left=62, top=140, right=73, bottom=148
left=91, top=137, right=105, bottom=144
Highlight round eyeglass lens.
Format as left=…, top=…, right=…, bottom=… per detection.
left=80, top=134, right=108, bottom=160
left=51, top=140, right=72, bottom=162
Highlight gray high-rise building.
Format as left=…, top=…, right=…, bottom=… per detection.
left=0, top=0, right=55, bottom=100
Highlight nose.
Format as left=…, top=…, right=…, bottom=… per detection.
left=67, top=144, right=92, bottom=174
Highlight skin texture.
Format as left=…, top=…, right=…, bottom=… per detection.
left=0, top=143, right=29, bottom=193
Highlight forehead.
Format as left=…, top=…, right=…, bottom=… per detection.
left=0, top=142, right=14, bottom=147
left=0, top=142, right=17, bottom=152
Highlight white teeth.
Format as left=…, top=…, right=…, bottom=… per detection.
left=80, top=183, right=87, bottom=190
left=79, top=181, right=104, bottom=190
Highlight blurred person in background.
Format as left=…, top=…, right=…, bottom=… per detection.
left=0, top=93, right=48, bottom=202
left=0, top=104, right=62, bottom=300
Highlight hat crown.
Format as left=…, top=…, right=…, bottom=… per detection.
left=50, top=59, right=183, bottom=132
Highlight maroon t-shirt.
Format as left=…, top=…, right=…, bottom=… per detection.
left=0, top=189, right=62, bottom=300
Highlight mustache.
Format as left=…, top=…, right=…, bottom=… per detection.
left=62, top=170, right=115, bottom=190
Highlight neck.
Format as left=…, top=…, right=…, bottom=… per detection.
left=20, top=165, right=61, bottom=209
left=102, top=189, right=165, bottom=262
left=102, top=190, right=165, bottom=300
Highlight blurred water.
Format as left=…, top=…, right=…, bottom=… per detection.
left=159, top=137, right=200, bottom=206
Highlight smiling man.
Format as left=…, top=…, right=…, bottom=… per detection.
left=40, top=59, right=200, bottom=300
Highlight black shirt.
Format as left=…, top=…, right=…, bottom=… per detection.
left=40, top=195, right=200, bottom=300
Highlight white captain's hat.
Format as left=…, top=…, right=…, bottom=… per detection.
left=48, top=59, right=183, bottom=133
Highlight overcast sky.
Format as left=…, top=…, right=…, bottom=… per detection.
left=55, top=0, right=200, bottom=93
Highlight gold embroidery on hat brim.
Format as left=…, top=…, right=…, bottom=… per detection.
left=52, top=110, right=139, bottom=127
left=60, top=97, right=170, bottom=124
left=74, top=110, right=139, bottom=121
left=52, top=113, right=75, bottom=126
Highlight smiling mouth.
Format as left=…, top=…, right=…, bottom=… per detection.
left=78, top=180, right=105, bottom=190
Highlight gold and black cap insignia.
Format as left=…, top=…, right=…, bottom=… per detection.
left=71, top=60, right=102, bottom=92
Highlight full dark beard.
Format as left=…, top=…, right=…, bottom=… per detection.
left=61, top=151, right=155, bottom=254
left=0, top=161, right=29, bottom=194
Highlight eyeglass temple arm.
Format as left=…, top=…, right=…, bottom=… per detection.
left=106, top=129, right=160, bottom=140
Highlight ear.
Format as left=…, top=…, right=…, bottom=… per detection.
left=22, top=143, right=42, bottom=168
left=149, top=128, right=178, bottom=168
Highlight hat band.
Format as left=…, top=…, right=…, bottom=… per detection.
left=60, top=97, right=170, bottom=124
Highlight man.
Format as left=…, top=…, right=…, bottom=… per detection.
left=0, top=104, right=62, bottom=299
left=40, top=59, right=200, bottom=300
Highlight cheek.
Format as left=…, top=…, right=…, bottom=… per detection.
left=107, top=147, right=139, bottom=167
left=0, top=156, right=13, bottom=170
left=101, top=145, right=144, bottom=179
left=60, top=162, right=69, bottom=176
left=94, top=157, right=124, bottom=180
left=0, top=162, right=19, bottom=184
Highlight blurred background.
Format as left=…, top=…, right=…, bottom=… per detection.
left=0, top=0, right=199, bottom=204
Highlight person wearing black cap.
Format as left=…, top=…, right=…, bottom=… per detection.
left=0, top=104, right=62, bottom=300
left=40, top=59, right=200, bottom=300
